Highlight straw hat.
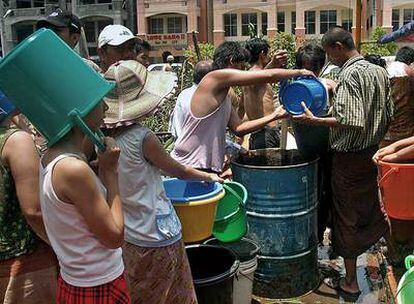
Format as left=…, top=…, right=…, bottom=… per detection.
left=103, top=60, right=176, bottom=128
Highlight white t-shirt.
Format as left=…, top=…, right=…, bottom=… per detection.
left=115, top=125, right=182, bottom=247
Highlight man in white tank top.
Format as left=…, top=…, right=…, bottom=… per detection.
left=171, top=41, right=314, bottom=173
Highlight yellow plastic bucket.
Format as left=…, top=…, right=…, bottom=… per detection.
left=173, top=191, right=225, bottom=243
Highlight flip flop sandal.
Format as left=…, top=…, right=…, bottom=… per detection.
left=324, top=277, right=361, bottom=301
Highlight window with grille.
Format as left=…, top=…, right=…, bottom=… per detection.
left=224, top=13, right=237, bottom=37
left=149, top=18, right=164, bottom=34
left=167, top=16, right=183, bottom=33
left=242, top=13, right=258, bottom=36
left=320, top=10, right=337, bottom=34
left=342, top=20, right=352, bottom=32
left=277, top=11, right=285, bottom=32
left=261, top=12, right=267, bottom=35
left=392, top=9, right=400, bottom=30
left=403, top=8, right=414, bottom=25
left=305, top=11, right=315, bottom=34
left=291, top=11, right=296, bottom=34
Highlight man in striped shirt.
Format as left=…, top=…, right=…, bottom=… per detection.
left=292, top=26, right=393, bottom=299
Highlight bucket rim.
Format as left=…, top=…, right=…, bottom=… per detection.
left=186, top=244, right=240, bottom=286
left=172, top=190, right=225, bottom=206
left=231, top=149, right=319, bottom=170
left=203, top=238, right=261, bottom=262
left=378, top=160, right=414, bottom=168
left=164, top=178, right=224, bottom=202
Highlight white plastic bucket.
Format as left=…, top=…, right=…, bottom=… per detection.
left=203, top=238, right=260, bottom=304
left=234, top=256, right=258, bottom=304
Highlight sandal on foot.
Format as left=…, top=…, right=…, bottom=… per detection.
left=324, top=277, right=361, bottom=301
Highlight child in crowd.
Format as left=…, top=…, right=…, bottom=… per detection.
left=40, top=101, right=130, bottom=303
left=102, top=60, right=222, bottom=304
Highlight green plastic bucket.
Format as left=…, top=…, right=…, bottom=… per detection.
left=0, top=29, right=114, bottom=151
left=397, top=255, right=414, bottom=304
left=213, top=181, right=248, bottom=243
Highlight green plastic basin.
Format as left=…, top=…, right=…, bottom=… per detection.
left=397, top=255, right=414, bottom=304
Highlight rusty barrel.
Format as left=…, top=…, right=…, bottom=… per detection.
left=231, top=149, right=319, bottom=299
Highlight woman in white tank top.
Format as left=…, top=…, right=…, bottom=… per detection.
left=39, top=102, right=130, bottom=304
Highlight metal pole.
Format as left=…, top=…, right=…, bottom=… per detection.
left=355, top=0, right=362, bottom=52
left=0, top=0, right=6, bottom=56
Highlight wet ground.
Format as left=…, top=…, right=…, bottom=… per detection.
left=251, top=231, right=406, bottom=304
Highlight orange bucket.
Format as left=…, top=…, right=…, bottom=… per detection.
left=378, top=161, right=414, bottom=220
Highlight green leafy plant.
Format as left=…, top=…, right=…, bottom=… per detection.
left=361, top=27, right=398, bottom=56
left=269, top=31, right=297, bottom=68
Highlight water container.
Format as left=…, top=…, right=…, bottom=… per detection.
left=204, top=238, right=260, bottom=304
left=378, top=161, right=414, bottom=220
left=0, top=91, right=17, bottom=123
left=213, top=182, right=248, bottom=243
left=231, top=148, right=320, bottom=299
left=279, top=76, right=327, bottom=116
left=0, top=29, right=115, bottom=151
left=186, top=244, right=239, bottom=304
left=163, top=179, right=224, bottom=242
left=397, top=255, right=414, bottom=304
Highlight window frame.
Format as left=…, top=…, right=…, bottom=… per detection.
left=277, top=11, right=285, bottom=33
left=320, top=10, right=337, bottom=34
left=224, top=13, right=238, bottom=37
left=305, top=10, right=316, bottom=34
left=241, top=12, right=258, bottom=36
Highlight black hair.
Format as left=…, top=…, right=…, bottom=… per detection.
left=193, top=61, right=213, bottom=84
left=364, top=54, right=386, bottom=69
left=245, top=38, right=270, bottom=64
left=321, top=26, right=356, bottom=50
left=395, top=46, right=414, bottom=65
left=295, top=43, right=326, bottom=74
left=212, top=41, right=250, bottom=70
left=136, top=40, right=150, bottom=53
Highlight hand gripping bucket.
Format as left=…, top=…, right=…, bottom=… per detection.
left=0, top=29, right=115, bottom=151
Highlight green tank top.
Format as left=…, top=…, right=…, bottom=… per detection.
left=0, top=127, right=37, bottom=261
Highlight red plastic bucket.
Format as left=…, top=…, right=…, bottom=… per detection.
left=378, top=161, right=414, bottom=220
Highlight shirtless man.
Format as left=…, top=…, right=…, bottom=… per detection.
left=242, top=38, right=288, bottom=149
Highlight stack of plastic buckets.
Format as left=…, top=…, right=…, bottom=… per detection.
left=0, top=29, right=114, bottom=150
left=163, top=178, right=224, bottom=243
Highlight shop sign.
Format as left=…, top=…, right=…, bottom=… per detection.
left=147, top=34, right=187, bottom=46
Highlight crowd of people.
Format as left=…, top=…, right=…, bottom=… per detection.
left=1, top=7, right=414, bottom=304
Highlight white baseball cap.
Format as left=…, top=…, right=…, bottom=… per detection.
left=98, top=25, right=137, bottom=48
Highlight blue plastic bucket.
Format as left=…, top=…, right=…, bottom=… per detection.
left=0, top=91, right=17, bottom=123
left=163, top=178, right=223, bottom=203
left=279, top=76, right=327, bottom=116
left=0, top=29, right=114, bottom=151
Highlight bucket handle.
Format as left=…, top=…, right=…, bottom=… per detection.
left=405, top=255, right=414, bottom=270
left=69, top=110, right=106, bottom=152
left=216, top=184, right=245, bottom=221
left=378, top=167, right=399, bottom=187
